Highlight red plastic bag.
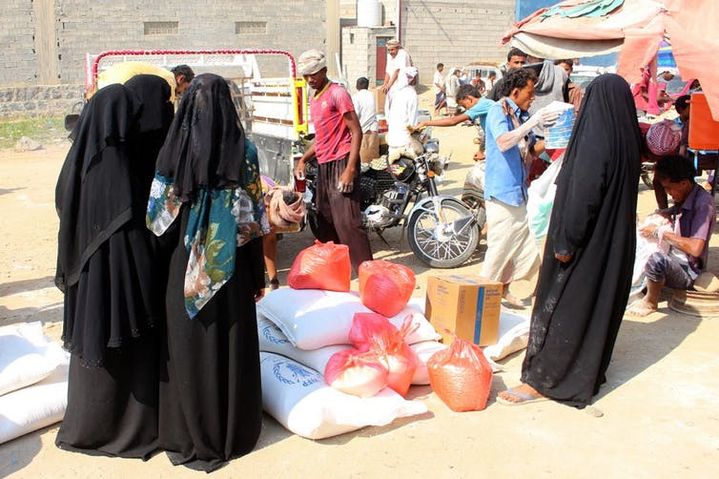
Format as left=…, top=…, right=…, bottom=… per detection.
left=348, top=313, right=418, bottom=397
left=348, top=313, right=398, bottom=352
left=288, top=241, right=351, bottom=292
left=324, top=349, right=388, bottom=398
left=428, top=338, right=493, bottom=412
left=381, top=342, right=418, bottom=397
left=359, top=260, right=416, bottom=317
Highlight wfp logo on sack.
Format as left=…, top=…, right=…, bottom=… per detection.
left=262, top=323, right=290, bottom=345
left=273, top=359, right=321, bottom=388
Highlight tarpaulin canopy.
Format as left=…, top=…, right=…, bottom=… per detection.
left=502, top=0, right=719, bottom=119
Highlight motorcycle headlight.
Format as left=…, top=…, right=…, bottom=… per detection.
left=424, top=139, right=440, bottom=154
left=429, top=154, right=449, bottom=175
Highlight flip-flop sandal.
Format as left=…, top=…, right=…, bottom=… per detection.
left=497, top=388, right=549, bottom=406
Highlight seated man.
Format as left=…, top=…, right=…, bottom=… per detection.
left=417, top=84, right=494, bottom=160
left=628, top=155, right=716, bottom=316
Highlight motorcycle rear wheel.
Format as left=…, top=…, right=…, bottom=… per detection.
left=407, top=199, right=479, bottom=268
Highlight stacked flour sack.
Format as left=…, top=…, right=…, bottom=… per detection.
left=257, top=241, right=446, bottom=439
left=0, top=322, right=70, bottom=444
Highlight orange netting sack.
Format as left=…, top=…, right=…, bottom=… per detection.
left=287, top=241, right=351, bottom=292
left=427, top=338, right=493, bottom=412
left=359, top=260, right=416, bottom=317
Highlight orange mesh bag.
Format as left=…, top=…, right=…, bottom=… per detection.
left=359, top=260, right=416, bottom=317
left=348, top=313, right=418, bottom=397
left=287, top=241, right=351, bottom=292
left=428, top=338, right=493, bottom=412
left=324, top=349, right=389, bottom=398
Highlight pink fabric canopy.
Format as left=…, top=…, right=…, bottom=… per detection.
left=503, top=0, right=719, bottom=119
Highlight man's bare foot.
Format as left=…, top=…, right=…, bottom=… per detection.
left=497, top=383, right=547, bottom=406
left=502, top=291, right=528, bottom=309
left=626, top=298, right=657, bottom=317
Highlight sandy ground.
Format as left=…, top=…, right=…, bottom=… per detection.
left=1, top=93, right=719, bottom=478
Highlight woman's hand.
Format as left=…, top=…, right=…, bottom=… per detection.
left=555, top=253, right=573, bottom=263
left=254, top=289, right=265, bottom=302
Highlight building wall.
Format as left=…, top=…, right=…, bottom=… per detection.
left=342, top=26, right=396, bottom=89
left=0, top=0, right=327, bottom=87
left=341, top=0, right=398, bottom=26
left=1, top=0, right=37, bottom=85
left=401, top=0, right=516, bottom=84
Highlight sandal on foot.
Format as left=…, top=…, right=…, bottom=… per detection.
left=497, top=388, right=548, bottom=406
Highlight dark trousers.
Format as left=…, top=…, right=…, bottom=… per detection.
left=316, top=155, right=373, bottom=272
left=644, top=251, right=695, bottom=289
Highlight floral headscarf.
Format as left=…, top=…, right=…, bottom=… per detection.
left=146, top=74, right=269, bottom=318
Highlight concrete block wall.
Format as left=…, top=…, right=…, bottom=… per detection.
left=55, top=0, right=327, bottom=84
left=0, top=1, right=327, bottom=86
left=342, top=28, right=372, bottom=90
left=1, top=0, right=37, bottom=85
left=0, top=85, right=84, bottom=118
left=342, top=26, right=395, bottom=89
left=401, top=0, right=516, bottom=85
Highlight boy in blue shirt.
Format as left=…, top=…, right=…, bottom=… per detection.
left=416, top=84, right=493, bottom=159
left=482, top=69, right=559, bottom=307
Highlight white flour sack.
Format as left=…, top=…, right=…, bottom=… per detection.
left=260, top=352, right=428, bottom=440
left=257, top=316, right=351, bottom=374
left=257, top=289, right=440, bottom=350
left=0, top=321, right=67, bottom=396
left=410, top=341, right=448, bottom=385
left=0, top=365, right=69, bottom=444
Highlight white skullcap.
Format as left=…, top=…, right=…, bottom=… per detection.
left=298, top=49, right=327, bottom=76
left=403, top=66, right=418, bottom=79
left=386, top=38, right=401, bottom=48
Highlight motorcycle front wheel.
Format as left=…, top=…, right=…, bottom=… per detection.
left=641, top=170, right=655, bottom=189
left=407, top=198, right=479, bottom=268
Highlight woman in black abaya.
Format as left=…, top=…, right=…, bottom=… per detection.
left=146, top=73, right=268, bottom=472
left=498, top=74, right=642, bottom=408
left=55, top=75, right=174, bottom=457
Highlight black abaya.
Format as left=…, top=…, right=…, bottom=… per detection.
left=158, top=208, right=264, bottom=472
left=55, top=76, right=173, bottom=458
left=521, top=74, right=642, bottom=407
left=150, top=74, right=266, bottom=472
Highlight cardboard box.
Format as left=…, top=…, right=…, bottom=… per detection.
left=373, top=87, right=386, bottom=114
left=425, top=275, right=502, bottom=347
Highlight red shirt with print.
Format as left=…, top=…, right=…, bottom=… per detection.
left=310, top=82, right=355, bottom=164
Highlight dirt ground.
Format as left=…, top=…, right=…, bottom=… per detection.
left=1, top=92, right=718, bottom=478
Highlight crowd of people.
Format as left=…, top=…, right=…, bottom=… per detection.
left=52, top=38, right=715, bottom=469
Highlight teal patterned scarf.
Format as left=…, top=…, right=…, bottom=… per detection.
left=147, top=141, right=269, bottom=318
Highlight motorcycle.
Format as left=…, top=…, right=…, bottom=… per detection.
left=299, top=128, right=480, bottom=269
left=641, top=161, right=655, bottom=189
left=459, top=120, right=488, bottom=234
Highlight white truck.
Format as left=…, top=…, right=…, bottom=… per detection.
left=73, top=48, right=310, bottom=188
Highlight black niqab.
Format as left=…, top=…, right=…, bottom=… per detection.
left=154, top=73, right=247, bottom=201
left=521, top=74, right=642, bottom=407
left=55, top=84, right=140, bottom=291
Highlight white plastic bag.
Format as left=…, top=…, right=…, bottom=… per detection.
left=260, top=352, right=428, bottom=440
left=257, top=289, right=440, bottom=350
left=527, top=157, right=563, bottom=242
left=410, top=341, right=447, bottom=385
left=0, top=364, right=69, bottom=444
left=257, top=316, right=350, bottom=374
left=0, top=322, right=67, bottom=396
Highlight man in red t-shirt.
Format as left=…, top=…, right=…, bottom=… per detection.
left=294, top=50, right=373, bottom=271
